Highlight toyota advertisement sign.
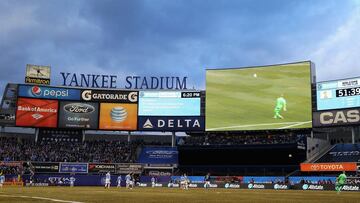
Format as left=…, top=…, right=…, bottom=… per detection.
left=58, top=101, right=99, bottom=129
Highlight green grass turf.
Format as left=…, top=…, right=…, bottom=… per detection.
left=206, top=62, right=312, bottom=131
left=0, top=187, right=359, bottom=203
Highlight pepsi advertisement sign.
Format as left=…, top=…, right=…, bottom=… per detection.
left=18, top=85, right=81, bottom=100
left=138, top=116, right=205, bottom=132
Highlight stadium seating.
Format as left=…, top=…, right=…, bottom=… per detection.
left=0, top=137, right=137, bottom=163
left=316, top=144, right=360, bottom=163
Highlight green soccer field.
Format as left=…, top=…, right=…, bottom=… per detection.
left=0, top=187, right=359, bottom=203
left=206, top=62, right=312, bottom=131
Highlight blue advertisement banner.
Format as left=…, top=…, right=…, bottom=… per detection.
left=138, top=116, right=205, bottom=132
left=138, top=147, right=178, bottom=164
left=23, top=174, right=120, bottom=186
left=288, top=176, right=336, bottom=184
left=242, top=176, right=285, bottom=184
left=18, top=85, right=81, bottom=100
left=318, top=144, right=360, bottom=163
left=140, top=176, right=171, bottom=183
left=59, top=163, right=88, bottom=173
left=171, top=176, right=205, bottom=183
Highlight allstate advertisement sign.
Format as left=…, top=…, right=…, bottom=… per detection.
left=138, top=116, right=205, bottom=132
left=139, top=147, right=178, bottom=164
left=18, top=85, right=80, bottom=100
left=59, top=163, right=88, bottom=173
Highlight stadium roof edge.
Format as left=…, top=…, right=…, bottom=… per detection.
left=205, top=60, right=312, bottom=71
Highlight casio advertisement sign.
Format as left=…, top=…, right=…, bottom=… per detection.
left=138, top=116, right=205, bottom=131
left=313, top=108, right=360, bottom=127
left=81, top=90, right=138, bottom=103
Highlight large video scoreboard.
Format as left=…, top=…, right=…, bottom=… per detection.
left=316, top=77, right=360, bottom=110
left=14, top=84, right=204, bottom=132
left=205, top=61, right=313, bottom=131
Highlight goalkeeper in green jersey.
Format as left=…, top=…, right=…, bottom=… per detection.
left=274, top=94, right=287, bottom=119
left=335, top=171, right=347, bottom=194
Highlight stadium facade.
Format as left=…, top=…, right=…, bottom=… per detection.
left=0, top=61, right=359, bottom=191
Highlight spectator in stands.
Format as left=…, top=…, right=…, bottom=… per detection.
left=0, top=137, right=138, bottom=163
left=183, top=134, right=303, bottom=146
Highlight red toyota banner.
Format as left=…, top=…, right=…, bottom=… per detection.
left=300, top=162, right=358, bottom=172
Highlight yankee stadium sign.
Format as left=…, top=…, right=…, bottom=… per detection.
left=60, top=72, right=188, bottom=90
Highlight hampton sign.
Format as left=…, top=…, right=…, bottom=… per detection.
left=60, top=72, right=188, bottom=90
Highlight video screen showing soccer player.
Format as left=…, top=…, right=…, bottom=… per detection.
left=205, top=61, right=312, bottom=131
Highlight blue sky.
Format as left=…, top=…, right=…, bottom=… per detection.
left=1, top=0, right=360, bottom=92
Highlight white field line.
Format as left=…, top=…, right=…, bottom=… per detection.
left=0, top=194, right=85, bottom=203
left=207, top=121, right=310, bottom=131
left=277, top=121, right=312, bottom=129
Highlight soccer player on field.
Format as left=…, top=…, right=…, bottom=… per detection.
left=0, top=172, right=4, bottom=188
left=125, top=173, right=133, bottom=189
left=180, top=173, right=189, bottom=190
left=69, top=176, right=75, bottom=187
left=117, top=175, right=122, bottom=188
left=104, top=171, right=111, bottom=189
left=335, top=171, right=347, bottom=194
left=204, top=173, right=211, bottom=189
left=273, top=94, right=287, bottom=119
left=151, top=176, right=156, bottom=188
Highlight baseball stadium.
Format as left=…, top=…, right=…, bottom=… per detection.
left=0, top=60, right=359, bottom=203
left=1, top=1, right=360, bottom=202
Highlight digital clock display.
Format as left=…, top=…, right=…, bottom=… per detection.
left=317, top=77, right=360, bottom=110
left=336, top=87, right=360, bottom=97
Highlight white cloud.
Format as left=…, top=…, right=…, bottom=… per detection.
left=311, top=4, right=360, bottom=81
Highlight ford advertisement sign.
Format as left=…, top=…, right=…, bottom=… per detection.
left=58, top=101, right=99, bottom=129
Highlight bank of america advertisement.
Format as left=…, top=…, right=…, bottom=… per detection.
left=99, top=103, right=138, bottom=130
left=16, top=98, right=58, bottom=128
left=58, top=101, right=99, bottom=129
